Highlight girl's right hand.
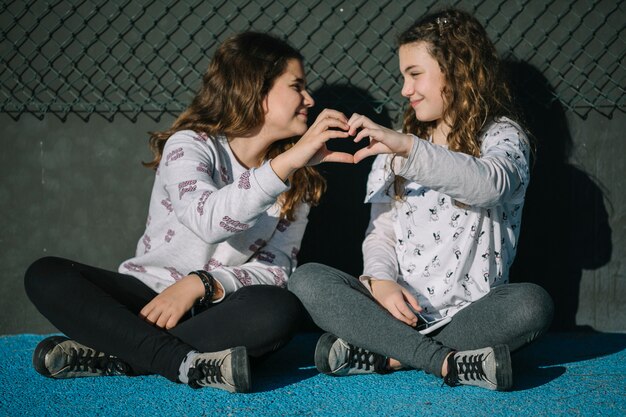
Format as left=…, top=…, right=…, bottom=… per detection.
left=348, top=113, right=414, bottom=163
left=139, top=274, right=206, bottom=330
left=370, top=279, right=422, bottom=327
left=271, top=109, right=353, bottom=181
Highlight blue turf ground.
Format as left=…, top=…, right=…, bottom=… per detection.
left=1, top=332, right=624, bottom=416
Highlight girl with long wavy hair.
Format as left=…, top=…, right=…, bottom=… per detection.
left=25, top=32, right=353, bottom=393
left=290, top=9, right=553, bottom=391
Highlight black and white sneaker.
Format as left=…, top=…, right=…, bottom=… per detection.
left=186, top=346, right=251, bottom=393
left=443, top=345, right=513, bottom=391
left=314, top=333, right=388, bottom=376
left=33, top=336, right=130, bottom=379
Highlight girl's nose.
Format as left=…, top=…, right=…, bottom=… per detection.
left=303, top=90, right=315, bottom=107
left=401, top=80, right=414, bottom=98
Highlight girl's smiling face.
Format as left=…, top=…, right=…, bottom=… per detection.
left=263, top=59, right=315, bottom=140
left=399, top=42, right=447, bottom=126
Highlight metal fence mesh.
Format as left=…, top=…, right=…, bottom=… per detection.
left=1, top=0, right=624, bottom=122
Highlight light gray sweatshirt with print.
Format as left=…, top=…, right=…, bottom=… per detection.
left=362, top=118, right=530, bottom=321
left=119, top=130, right=309, bottom=297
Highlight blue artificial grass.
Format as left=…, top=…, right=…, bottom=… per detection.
left=1, top=331, right=625, bottom=416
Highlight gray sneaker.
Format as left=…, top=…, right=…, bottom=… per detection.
left=443, top=345, right=513, bottom=391
left=33, top=336, right=130, bottom=379
left=186, top=346, right=251, bottom=393
left=314, top=333, right=388, bottom=376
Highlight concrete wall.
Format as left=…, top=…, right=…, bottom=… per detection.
left=510, top=110, right=625, bottom=331
left=567, top=113, right=625, bottom=330
left=0, top=113, right=165, bottom=333
left=1, top=107, right=624, bottom=334
left=2, top=0, right=624, bottom=334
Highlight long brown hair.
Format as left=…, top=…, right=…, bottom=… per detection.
left=144, top=32, right=325, bottom=220
left=393, top=9, right=520, bottom=196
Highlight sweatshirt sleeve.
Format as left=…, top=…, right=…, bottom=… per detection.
left=160, top=132, right=289, bottom=244
left=207, top=203, right=310, bottom=296
left=396, top=120, right=530, bottom=208
left=361, top=202, right=399, bottom=282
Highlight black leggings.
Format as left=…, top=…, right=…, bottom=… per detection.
left=24, top=256, right=304, bottom=382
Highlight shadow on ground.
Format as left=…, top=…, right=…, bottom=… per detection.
left=252, top=330, right=626, bottom=392
left=251, top=332, right=321, bottom=392
left=512, top=331, right=626, bottom=390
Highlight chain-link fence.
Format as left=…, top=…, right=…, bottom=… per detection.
left=1, top=0, right=624, bottom=123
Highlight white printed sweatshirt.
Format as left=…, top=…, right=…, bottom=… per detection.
left=362, top=118, right=530, bottom=321
left=119, top=130, right=309, bottom=297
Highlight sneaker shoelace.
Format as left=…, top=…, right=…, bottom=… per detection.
left=443, top=353, right=487, bottom=386
left=346, top=344, right=385, bottom=373
left=188, top=358, right=225, bottom=386
left=66, top=347, right=127, bottom=375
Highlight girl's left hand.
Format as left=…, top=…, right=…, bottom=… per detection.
left=139, top=274, right=205, bottom=329
left=348, top=113, right=414, bottom=163
left=271, top=109, right=354, bottom=181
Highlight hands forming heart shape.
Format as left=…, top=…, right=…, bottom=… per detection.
left=300, top=109, right=414, bottom=166
left=271, top=109, right=414, bottom=182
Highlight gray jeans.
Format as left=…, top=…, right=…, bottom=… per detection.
left=288, top=263, right=554, bottom=377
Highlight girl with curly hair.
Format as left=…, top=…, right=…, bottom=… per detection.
left=289, top=9, right=554, bottom=391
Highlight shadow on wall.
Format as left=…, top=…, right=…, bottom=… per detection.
left=298, top=85, right=393, bottom=276
left=505, top=60, right=613, bottom=331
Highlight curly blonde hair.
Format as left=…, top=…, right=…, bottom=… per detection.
left=144, top=32, right=325, bottom=220
left=393, top=9, right=519, bottom=197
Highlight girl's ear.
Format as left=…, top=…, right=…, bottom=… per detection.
left=262, top=95, right=269, bottom=113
